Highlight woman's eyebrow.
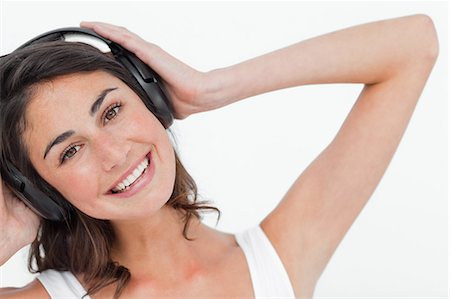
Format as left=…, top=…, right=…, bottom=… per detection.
left=43, top=130, right=75, bottom=159
left=89, top=87, right=118, bottom=116
left=43, top=87, right=118, bottom=160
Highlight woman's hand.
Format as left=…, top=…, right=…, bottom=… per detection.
left=0, top=177, right=40, bottom=266
left=80, top=21, right=217, bottom=120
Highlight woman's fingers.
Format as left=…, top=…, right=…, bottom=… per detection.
left=80, top=21, right=140, bottom=41
left=80, top=21, right=135, bottom=37
left=79, top=22, right=172, bottom=81
left=80, top=21, right=150, bottom=60
left=80, top=21, right=171, bottom=84
left=79, top=21, right=208, bottom=119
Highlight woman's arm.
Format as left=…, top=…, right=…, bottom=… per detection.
left=202, top=14, right=438, bottom=109
left=201, top=14, right=438, bottom=295
left=81, top=15, right=438, bottom=296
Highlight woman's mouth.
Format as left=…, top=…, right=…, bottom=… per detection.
left=111, top=156, right=150, bottom=193
left=107, top=151, right=155, bottom=197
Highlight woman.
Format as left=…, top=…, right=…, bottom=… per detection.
left=0, top=14, right=438, bottom=298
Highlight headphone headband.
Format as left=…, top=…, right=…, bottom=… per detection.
left=16, top=27, right=114, bottom=49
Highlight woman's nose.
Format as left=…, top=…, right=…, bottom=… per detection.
left=93, top=133, right=130, bottom=172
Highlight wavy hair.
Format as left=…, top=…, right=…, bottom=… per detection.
left=0, top=40, right=221, bottom=298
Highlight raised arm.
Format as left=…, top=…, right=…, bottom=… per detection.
left=81, top=15, right=438, bottom=297
left=201, top=14, right=438, bottom=296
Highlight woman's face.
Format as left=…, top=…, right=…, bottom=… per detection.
left=23, top=71, right=176, bottom=220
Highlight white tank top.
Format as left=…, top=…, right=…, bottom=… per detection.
left=36, top=225, right=296, bottom=298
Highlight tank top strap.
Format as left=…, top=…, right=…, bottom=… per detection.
left=36, top=269, right=90, bottom=299
left=234, top=225, right=296, bottom=298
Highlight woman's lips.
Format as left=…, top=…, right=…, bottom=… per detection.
left=106, top=151, right=155, bottom=198
left=108, top=152, right=150, bottom=191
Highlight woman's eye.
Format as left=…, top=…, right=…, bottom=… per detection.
left=58, top=103, right=122, bottom=165
left=103, top=103, right=122, bottom=124
left=60, top=145, right=81, bottom=164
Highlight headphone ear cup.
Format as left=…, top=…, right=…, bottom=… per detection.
left=138, top=80, right=174, bottom=129
left=1, top=161, right=70, bottom=221
left=113, top=50, right=174, bottom=128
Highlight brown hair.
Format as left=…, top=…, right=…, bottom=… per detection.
left=0, top=41, right=221, bottom=298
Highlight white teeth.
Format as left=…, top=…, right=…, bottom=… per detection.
left=132, top=168, right=141, bottom=178
left=112, top=157, right=150, bottom=193
left=126, top=174, right=137, bottom=183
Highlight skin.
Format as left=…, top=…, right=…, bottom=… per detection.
left=0, top=14, right=438, bottom=298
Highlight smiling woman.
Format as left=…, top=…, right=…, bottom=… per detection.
left=0, top=41, right=220, bottom=298
left=0, top=12, right=441, bottom=299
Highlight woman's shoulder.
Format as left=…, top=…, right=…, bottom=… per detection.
left=0, top=279, right=50, bottom=299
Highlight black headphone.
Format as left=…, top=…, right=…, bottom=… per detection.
left=0, top=27, right=174, bottom=221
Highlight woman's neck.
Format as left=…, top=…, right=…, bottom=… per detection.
left=109, top=205, right=207, bottom=279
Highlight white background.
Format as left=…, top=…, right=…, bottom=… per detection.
left=0, top=1, right=448, bottom=298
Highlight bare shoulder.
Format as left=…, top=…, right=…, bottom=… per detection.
left=0, top=279, right=49, bottom=299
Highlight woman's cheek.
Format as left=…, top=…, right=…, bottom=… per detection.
left=59, top=165, right=99, bottom=211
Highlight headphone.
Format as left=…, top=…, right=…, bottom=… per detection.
left=0, top=27, right=174, bottom=221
